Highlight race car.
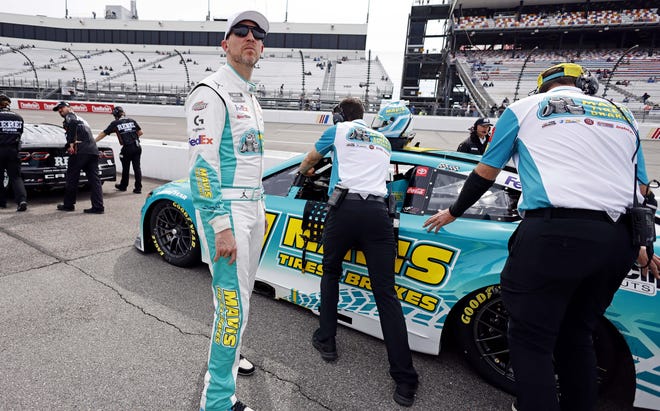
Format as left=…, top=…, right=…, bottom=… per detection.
left=9, top=123, right=116, bottom=188
left=135, top=146, right=660, bottom=410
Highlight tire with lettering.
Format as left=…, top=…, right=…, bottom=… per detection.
left=455, top=286, right=630, bottom=400
left=454, top=285, right=516, bottom=394
left=149, top=200, right=200, bottom=267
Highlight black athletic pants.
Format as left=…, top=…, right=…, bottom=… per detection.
left=117, top=143, right=142, bottom=191
left=0, top=146, right=27, bottom=206
left=318, top=197, right=418, bottom=386
left=501, top=209, right=636, bottom=411
left=63, top=153, right=104, bottom=210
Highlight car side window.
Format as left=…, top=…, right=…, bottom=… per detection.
left=402, top=167, right=520, bottom=221
left=262, top=164, right=299, bottom=197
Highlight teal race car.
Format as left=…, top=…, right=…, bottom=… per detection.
left=135, top=146, right=660, bottom=410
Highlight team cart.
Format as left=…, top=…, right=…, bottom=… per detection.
left=135, top=146, right=660, bottom=410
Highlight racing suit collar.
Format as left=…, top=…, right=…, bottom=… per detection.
left=224, top=64, right=258, bottom=94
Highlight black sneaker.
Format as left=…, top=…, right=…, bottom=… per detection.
left=133, top=188, right=142, bottom=194
left=312, top=329, right=338, bottom=362
left=83, top=207, right=105, bottom=214
left=238, top=354, right=255, bottom=376
left=230, top=400, right=253, bottom=411
left=57, top=204, right=75, bottom=211
left=393, top=382, right=418, bottom=407
left=17, top=202, right=27, bottom=212
left=114, top=184, right=127, bottom=191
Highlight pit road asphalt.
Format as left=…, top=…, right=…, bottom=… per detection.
left=1, top=111, right=650, bottom=410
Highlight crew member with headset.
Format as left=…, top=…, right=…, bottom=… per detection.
left=96, top=106, right=143, bottom=194
left=0, top=94, right=27, bottom=211
left=331, top=104, right=343, bottom=124
left=299, top=98, right=419, bottom=407
left=423, top=63, right=660, bottom=411
left=53, top=101, right=104, bottom=214
left=457, top=117, right=492, bottom=155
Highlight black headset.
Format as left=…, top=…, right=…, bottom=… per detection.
left=332, top=104, right=345, bottom=124
left=112, top=106, right=124, bottom=118
left=575, top=71, right=599, bottom=96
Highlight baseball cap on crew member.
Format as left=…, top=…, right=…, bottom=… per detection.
left=0, top=94, right=10, bottom=104
left=225, top=10, right=269, bottom=40
left=52, top=101, right=70, bottom=111
left=474, top=117, right=492, bottom=127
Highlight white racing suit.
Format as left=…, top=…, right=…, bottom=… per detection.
left=186, top=64, right=266, bottom=411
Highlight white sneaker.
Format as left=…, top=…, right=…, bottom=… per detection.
left=238, top=354, right=255, bottom=376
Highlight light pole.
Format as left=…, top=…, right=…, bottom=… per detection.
left=602, top=44, right=639, bottom=100
left=513, top=46, right=538, bottom=101
left=116, top=49, right=138, bottom=94
left=9, top=46, right=40, bottom=97
left=173, top=49, right=191, bottom=92
left=299, top=50, right=305, bottom=97
left=62, top=48, right=88, bottom=95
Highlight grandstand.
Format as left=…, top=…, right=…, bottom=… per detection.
left=402, top=0, right=660, bottom=119
left=0, top=12, right=393, bottom=111
left=0, top=2, right=658, bottom=119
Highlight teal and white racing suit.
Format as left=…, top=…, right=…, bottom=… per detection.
left=186, top=64, right=266, bottom=411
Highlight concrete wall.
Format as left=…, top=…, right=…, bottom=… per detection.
left=106, top=138, right=299, bottom=182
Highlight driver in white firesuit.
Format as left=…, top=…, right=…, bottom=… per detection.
left=185, top=9, right=268, bottom=411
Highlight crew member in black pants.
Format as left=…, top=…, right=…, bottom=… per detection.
left=299, top=97, right=418, bottom=407
left=53, top=101, right=104, bottom=214
left=423, top=63, right=660, bottom=411
left=0, top=94, right=27, bottom=211
left=96, top=106, right=143, bottom=194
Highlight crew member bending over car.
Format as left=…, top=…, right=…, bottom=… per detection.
left=299, top=97, right=419, bottom=407
left=186, top=9, right=268, bottom=411
left=53, top=101, right=104, bottom=214
left=96, top=106, right=143, bottom=194
left=423, top=62, right=660, bottom=411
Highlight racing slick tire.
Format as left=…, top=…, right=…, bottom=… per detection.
left=149, top=200, right=200, bottom=267
left=454, top=285, right=516, bottom=394
left=454, top=285, right=633, bottom=403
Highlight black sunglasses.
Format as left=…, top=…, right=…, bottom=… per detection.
left=231, top=24, right=266, bottom=40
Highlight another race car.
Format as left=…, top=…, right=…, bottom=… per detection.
left=11, top=123, right=116, bottom=188
left=135, top=146, right=660, bottom=410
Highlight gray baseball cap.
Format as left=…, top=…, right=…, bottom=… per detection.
left=225, top=10, right=269, bottom=39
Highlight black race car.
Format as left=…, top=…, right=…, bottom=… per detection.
left=11, top=123, right=116, bottom=188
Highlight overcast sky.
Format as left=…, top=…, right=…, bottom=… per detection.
left=3, top=0, right=419, bottom=97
